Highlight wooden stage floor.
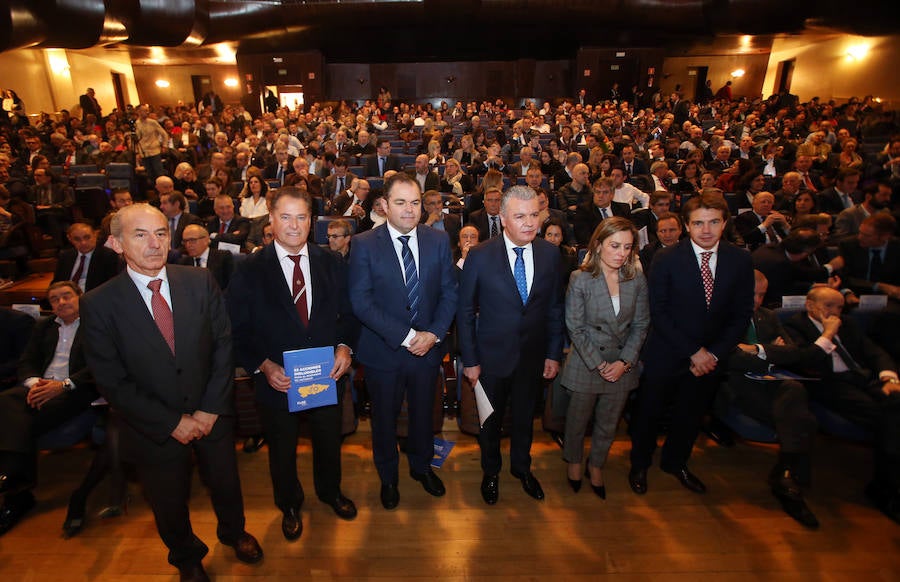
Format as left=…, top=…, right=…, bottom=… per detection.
left=1, top=420, right=899, bottom=581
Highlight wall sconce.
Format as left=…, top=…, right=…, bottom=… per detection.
left=155, top=79, right=170, bottom=88
left=224, top=78, right=239, bottom=88
left=730, top=69, right=745, bottom=78
left=446, top=76, right=456, bottom=84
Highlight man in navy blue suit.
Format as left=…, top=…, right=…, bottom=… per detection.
left=348, top=173, right=458, bottom=510
left=457, top=185, right=565, bottom=505
left=629, top=192, right=754, bottom=495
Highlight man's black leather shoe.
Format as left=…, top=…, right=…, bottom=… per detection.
left=323, top=494, right=357, bottom=520
left=511, top=470, right=545, bottom=501
left=628, top=468, right=648, bottom=495
left=664, top=467, right=707, bottom=494
left=411, top=470, right=446, bottom=497
left=281, top=508, right=302, bottom=541
left=178, top=563, right=210, bottom=582
left=769, top=466, right=819, bottom=528
left=702, top=418, right=736, bottom=447
left=0, top=491, right=35, bottom=536
left=242, top=435, right=265, bottom=453
left=221, top=531, right=264, bottom=564
left=481, top=474, right=499, bottom=505
left=380, top=483, right=399, bottom=510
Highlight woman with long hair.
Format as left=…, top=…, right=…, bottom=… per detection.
left=239, top=173, right=269, bottom=219
left=559, top=217, right=650, bottom=499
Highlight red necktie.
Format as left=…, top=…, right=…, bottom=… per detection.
left=288, top=255, right=309, bottom=326
left=803, top=173, right=817, bottom=192
left=219, top=221, right=226, bottom=235
left=71, top=254, right=86, bottom=285
left=148, top=279, right=175, bottom=355
left=700, top=251, right=714, bottom=308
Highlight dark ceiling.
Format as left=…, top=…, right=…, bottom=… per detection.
left=2, top=0, right=898, bottom=62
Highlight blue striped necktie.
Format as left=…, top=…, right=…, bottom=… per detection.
left=399, top=235, right=419, bottom=324
left=514, top=247, right=528, bottom=304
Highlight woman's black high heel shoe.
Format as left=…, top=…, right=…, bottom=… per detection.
left=585, top=466, right=606, bottom=499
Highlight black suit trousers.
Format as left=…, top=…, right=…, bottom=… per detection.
left=729, top=377, right=817, bottom=454
left=137, top=416, right=245, bottom=569
left=365, top=355, right=440, bottom=484
left=629, top=371, right=717, bottom=472
left=258, top=395, right=342, bottom=511
left=478, top=359, right=544, bottom=476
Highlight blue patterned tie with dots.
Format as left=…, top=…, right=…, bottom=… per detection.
left=514, top=247, right=528, bottom=304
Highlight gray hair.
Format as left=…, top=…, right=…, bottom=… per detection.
left=110, top=203, right=166, bottom=240
left=501, top=185, right=537, bottom=213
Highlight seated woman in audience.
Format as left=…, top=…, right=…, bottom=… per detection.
left=736, top=169, right=767, bottom=209
left=559, top=217, right=650, bottom=499
left=453, top=134, right=479, bottom=166
left=239, top=173, right=269, bottom=219
left=714, top=158, right=754, bottom=193
left=426, top=139, right=446, bottom=168
left=589, top=152, right=617, bottom=180
left=172, top=162, right=204, bottom=201
left=835, top=137, right=864, bottom=171
left=540, top=149, right=562, bottom=177
left=786, top=190, right=819, bottom=224
left=677, top=159, right=703, bottom=195
left=542, top=217, right=579, bottom=292
left=440, top=157, right=473, bottom=197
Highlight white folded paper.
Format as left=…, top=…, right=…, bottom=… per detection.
left=474, top=379, right=494, bottom=428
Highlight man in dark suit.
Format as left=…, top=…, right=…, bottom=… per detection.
left=79, top=88, right=101, bottom=120
left=0, top=282, right=98, bottom=536
left=468, top=186, right=504, bottom=242
left=817, top=167, right=861, bottom=216
left=457, top=186, right=565, bottom=505
left=52, top=222, right=121, bottom=293
left=81, top=204, right=262, bottom=581
left=323, top=157, right=354, bottom=204
left=620, top=144, right=649, bottom=179
left=207, top=194, right=250, bottom=250
left=783, top=287, right=900, bottom=524
left=421, top=190, right=461, bottom=254
left=226, top=187, right=357, bottom=543
left=263, top=147, right=295, bottom=188
left=751, top=228, right=832, bottom=309
left=159, top=190, right=202, bottom=252
left=348, top=173, right=458, bottom=510
left=408, top=154, right=441, bottom=193
left=832, top=181, right=893, bottom=243
left=630, top=191, right=672, bottom=246
left=721, top=271, right=820, bottom=528
left=629, top=193, right=755, bottom=495
left=639, top=211, right=682, bottom=274
left=572, top=177, right=632, bottom=246
left=0, top=308, right=35, bottom=391
left=179, top=224, right=235, bottom=291
left=364, top=138, right=402, bottom=178
left=27, top=167, right=73, bottom=247
left=836, top=214, right=900, bottom=297
left=733, top=192, right=790, bottom=251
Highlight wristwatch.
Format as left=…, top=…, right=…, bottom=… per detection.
left=63, top=378, right=74, bottom=391
left=881, top=377, right=900, bottom=384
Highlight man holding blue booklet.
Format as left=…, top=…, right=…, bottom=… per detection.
left=227, top=186, right=357, bottom=543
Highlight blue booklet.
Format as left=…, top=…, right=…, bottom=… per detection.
left=431, top=437, right=455, bottom=469
left=283, top=346, right=338, bottom=412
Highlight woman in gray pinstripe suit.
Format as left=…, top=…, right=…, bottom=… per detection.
left=559, top=217, right=650, bottom=497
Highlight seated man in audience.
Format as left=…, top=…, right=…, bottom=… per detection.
left=555, top=162, right=591, bottom=219
left=784, top=286, right=900, bottom=524
left=158, top=190, right=202, bottom=253
left=421, top=190, right=461, bottom=253
left=27, top=166, right=73, bottom=248
left=631, top=190, right=673, bottom=247
left=207, top=193, right=250, bottom=251
left=773, top=171, right=804, bottom=211
left=817, top=167, right=861, bottom=216
left=722, top=270, right=821, bottom=527
left=408, top=155, right=440, bottom=193
left=331, top=178, right=374, bottom=232
left=639, top=211, right=682, bottom=273
left=572, top=176, right=631, bottom=246
left=326, top=218, right=353, bottom=262
left=832, top=181, right=892, bottom=243
left=734, top=191, right=790, bottom=251
left=179, top=224, right=234, bottom=291
left=834, top=214, right=900, bottom=299
left=99, top=189, right=133, bottom=244
left=0, top=281, right=98, bottom=536
left=751, top=227, right=834, bottom=308
left=611, top=165, right=650, bottom=209
left=51, top=222, right=121, bottom=293
left=323, top=157, right=353, bottom=204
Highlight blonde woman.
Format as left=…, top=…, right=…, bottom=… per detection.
left=560, top=217, right=650, bottom=498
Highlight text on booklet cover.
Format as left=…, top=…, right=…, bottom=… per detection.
left=283, top=346, right=337, bottom=412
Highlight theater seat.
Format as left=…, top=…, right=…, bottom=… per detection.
left=809, top=401, right=872, bottom=443
left=36, top=408, right=100, bottom=450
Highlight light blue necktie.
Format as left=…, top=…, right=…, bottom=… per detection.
left=514, top=247, right=528, bottom=304
left=399, top=236, right=419, bottom=324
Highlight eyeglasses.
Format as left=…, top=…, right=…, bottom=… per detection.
left=326, top=234, right=349, bottom=240
left=182, top=237, right=208, bottom=244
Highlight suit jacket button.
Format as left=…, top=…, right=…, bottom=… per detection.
left=599, top=346, right=605, bottom=351
left=595, top=326, right=602, bottom=330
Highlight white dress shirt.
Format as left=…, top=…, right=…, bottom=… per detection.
left=503, top=232, right=534, bottom=295
left=386, top=222, right=420, bottom=346
left=274, top=240, right=313, bottom=318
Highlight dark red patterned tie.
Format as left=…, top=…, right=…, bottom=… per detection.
left=148, top=279, right=175, bottom=355
left=71, top=254, right=86, bottom=285
left=288, top=255, right=309, bottom=326
left=700, top=251, right=714, bottom=309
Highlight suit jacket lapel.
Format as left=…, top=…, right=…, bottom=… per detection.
left=378, top=226, right=408, bottom=294
left=169, top=268, right=191, bottom=363
left=264, top=244, right=305, bottom=328
left=112, top=273, right=174, bottom=359
left=307, top=245, right=327, bottom=327
left=616, top=276, right=635, bottom=332
left=494, top=237, right=523, bottom=305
